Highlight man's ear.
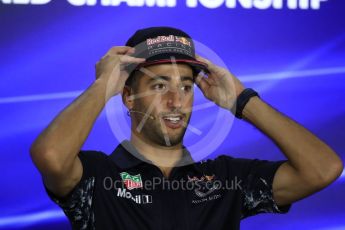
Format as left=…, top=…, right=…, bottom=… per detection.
left=122, top=85, right=134, bottom=110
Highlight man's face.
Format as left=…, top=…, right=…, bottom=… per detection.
left=130, top=63, right=195, bottom=147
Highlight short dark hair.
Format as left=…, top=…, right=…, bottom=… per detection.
left=125, top=70, right=143, bottom=91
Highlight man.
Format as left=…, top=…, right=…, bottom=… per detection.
left=30, top=27, right=343, bottom=229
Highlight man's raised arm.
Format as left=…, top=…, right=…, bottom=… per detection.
left=30, top=46, right=145, bottom=198
left=194, top=54, right=343, bottom=207
left=242, top=96, right=343, bottom=206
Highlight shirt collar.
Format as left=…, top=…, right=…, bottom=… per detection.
left=109, top=140, right=202, bottom=173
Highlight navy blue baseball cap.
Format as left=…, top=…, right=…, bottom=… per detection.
left=124, top=27, right=209, bottom=85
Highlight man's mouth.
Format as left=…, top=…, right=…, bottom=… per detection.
left=161, top=114, right=185, bottom=129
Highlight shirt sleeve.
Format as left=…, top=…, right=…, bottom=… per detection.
left=238, top=158, right=292, bottom=219
left=218, top=155, right=292, bottom=219
left=43, top=150, right=105, bottom=230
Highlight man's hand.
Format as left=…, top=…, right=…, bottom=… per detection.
left=95, top=46, right=145, bottom=101
left=30, top=46, right=145, bottom=198
left=195, top=55, right=245, bottom=111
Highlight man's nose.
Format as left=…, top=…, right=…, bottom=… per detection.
left=166, top=88, right=183, bottom=109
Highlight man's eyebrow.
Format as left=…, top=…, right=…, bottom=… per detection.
left=146, top=76, right=194, bottom=83
left=181, top=76, right=194, bottom=83
left=147, top=76, right=170, bottom=83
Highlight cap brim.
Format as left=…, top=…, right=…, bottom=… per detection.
left=135, top=59, right=210, bottom=74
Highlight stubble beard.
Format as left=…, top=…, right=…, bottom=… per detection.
left=132, top=104, right=191, bottom=147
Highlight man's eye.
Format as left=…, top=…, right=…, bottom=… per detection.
left=182, top=85, right=193, bottom=92
left=152, top=83, right=166, bottom=91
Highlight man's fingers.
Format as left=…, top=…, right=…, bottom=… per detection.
left=119, top=55, right=146, bottom=72
left=195, top=54, right=218, bottom=73
left=119, top=55, right=146, bottom=64
left=106, top=46, right=135, bottom=55
left=195, top=54, right=211, bottom=66
left=103, top=46, right=147, bottom=65
left=196, top=54, right=230, bottom=83
left=195, top=72, right=210, bottom=92
left=102, top=53, right=145, bottom=62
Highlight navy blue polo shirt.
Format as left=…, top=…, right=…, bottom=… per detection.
left=44, top=140, right=292, bottom=229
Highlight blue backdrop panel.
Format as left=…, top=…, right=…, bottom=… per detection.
left=1, top=0, right=344, bottom=229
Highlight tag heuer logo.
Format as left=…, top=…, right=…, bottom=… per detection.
left=120, top=172, right=143, bottom=190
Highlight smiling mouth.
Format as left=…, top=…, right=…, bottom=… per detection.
left=160, top=114, right=185, bottom=129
